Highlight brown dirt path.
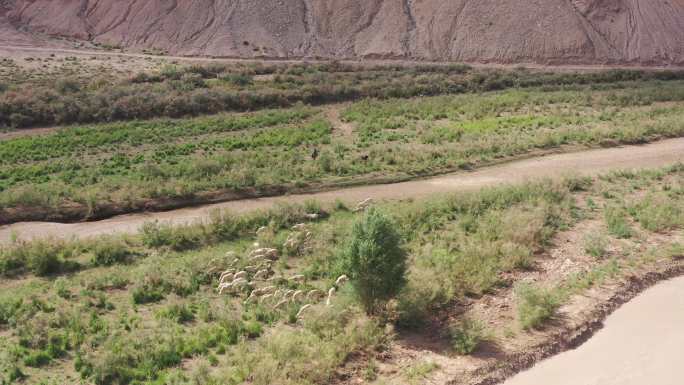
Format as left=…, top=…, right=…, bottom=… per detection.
left=1, top=137, right=683, bottom=243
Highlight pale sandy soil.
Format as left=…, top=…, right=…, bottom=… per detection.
left=503, top=276, right=684, bottom=385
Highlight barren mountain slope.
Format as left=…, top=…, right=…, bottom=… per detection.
left=3, top=0, right=684, bottom=65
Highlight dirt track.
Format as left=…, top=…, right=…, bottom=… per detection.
left=1, top=138, right=683, bottom=244
left=503, top=275, right=684, bottom=385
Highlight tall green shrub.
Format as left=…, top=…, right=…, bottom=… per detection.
left=339, top=208, right=407, bottom=315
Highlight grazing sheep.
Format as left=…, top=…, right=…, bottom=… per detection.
left=257, top=261, right=273, bottom=271
left=256, top=286, right=276, bottom=295
left=249, top=248, right=278, bottom=259
left=253, top=269, right=270, bottom=280
left=273, top=299, right=289, bottom=310
left=353, top=198, right=374, bottom=212
left=306, top=290, right=324, bottom=302
left=218, top=278, right=248, bottom=295
left=291, top=290, right=305, bottom=303
left=326, top=287, right=336, bottom=306
left=292, top=223, right=307, bottom=231
left=289, top=274, right=305, bottom=283
left=296, top=304, right=313, bottom=319
left=219, top=268, right=235, bottom=279
left=244, top=291, right=258, bottom=304
left=335, top=275, right=349, bottom=287
left=218, top=273, right=234, bottom=285
left=304, top=213, right=320, bottom=220
left=259, top=294, right=274, bottom=304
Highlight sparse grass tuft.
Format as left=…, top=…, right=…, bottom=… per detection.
left=515, top=283, right=560, bottom=330
left=450, top=317, right=487, bottom=355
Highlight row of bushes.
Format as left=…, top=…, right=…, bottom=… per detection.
left=3, top=62, right=683, bottom=128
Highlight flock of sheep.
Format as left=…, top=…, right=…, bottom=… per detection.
left=214, top=223, right=349, bottom=320
left=212, top=198, right=374, bottom=320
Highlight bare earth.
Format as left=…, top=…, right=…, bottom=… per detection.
left=503, top=276, right=684, bottom=385
left=1, top=137, right=682, bottom=244
left=2, top=0, right=684, bottom=65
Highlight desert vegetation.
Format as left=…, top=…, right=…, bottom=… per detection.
left=2, top=63, right=684, bottom=222
left=1, top=163, right=682, bottom=384
left=4, top=59, right=683, bottom=129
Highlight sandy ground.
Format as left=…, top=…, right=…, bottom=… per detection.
left=503, top=276, right=684, bottom=385
left=1, top=137, right=682, bottom=243
left=3, top=44, right=683, bottom=73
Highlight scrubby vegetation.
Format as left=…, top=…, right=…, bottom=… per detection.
left=338, top=207, right=407, bottom=314
left=0, top=164, right=683, bottom=383
left=4, top=60, right=682, bottom=129
left=3, top=69, right=684, bottom=222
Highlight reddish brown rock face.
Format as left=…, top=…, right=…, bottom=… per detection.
left=2, top=0, right=684, bottom=65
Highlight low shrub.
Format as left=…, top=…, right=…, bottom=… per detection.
left=92, top=239, right=133, bottom=266
left=132, top=284, right=166, bottom=304
left=583, top=232, right=609, bottom=259
left=604, top=206, right=633, bottom=238
left=156, top=303, right=195, bottom=324
left=449, top=317, right=487, bottom=355
left=515, top=283, right=560, bottom=330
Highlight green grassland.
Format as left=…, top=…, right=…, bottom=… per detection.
left=2, top=76, right=684, bottom=222
left=0, top=164, right=682, bottom=384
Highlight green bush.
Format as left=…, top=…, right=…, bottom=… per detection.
left=25, top=243, right=65, bottom=276
left=450, top=317, right=487, bottom=355
left=605, top=206, right=633, bottom=238
left=583, top=232, right=609, bottom=259
left=338, top=208, right=407, bottom=314
left=515, top=283, right=560, bottom=330
left=132, top=284, right=165, bottom=304
left=156, top=303, right=195, bottom=324
left=92, top=239, right=133, bottom=266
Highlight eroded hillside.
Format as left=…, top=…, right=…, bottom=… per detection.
left=2, top=0, right=684, bottom=65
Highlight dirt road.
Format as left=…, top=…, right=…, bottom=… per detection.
left=503, top=275, right=684, bottom=385
left=3, top=44, right=683, bottom=72
left=1, top=138, right=683, bottom=243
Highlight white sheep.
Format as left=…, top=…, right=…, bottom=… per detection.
left=306, top=289, right=324, bottom=302
left=296, top=304, right=313, bottom=319
left=291, top=223, right=307, bottom=231
left=354, top=198, right=374, bottom=212
left=291, top=290, right=305, bottom=303
left=253, top=269, right=270, bottom=280
left=289, top=274, right=305, bottom=283
left=219, top=273, right=234, bottom=285
left=273, top=299, right=289, bottom=310
left=257, top=286, right=276, bottom=295
left=326, top=287, right=336, bottom=306
left=304, top=213, right=320, bottom=220
left=335, top=274, right=349, bottom=287
left=259, top=294, right=274, bottom=304
left=244, top=291, right=258, bottom=304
